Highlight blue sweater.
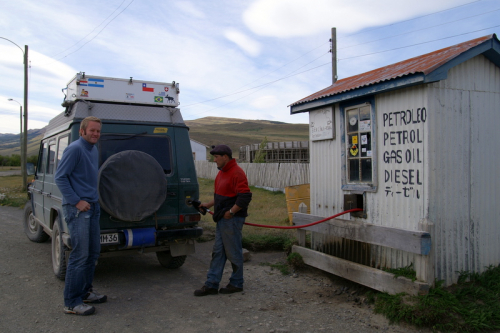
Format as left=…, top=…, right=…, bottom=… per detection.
left=55, top=137, right=99, bottom=205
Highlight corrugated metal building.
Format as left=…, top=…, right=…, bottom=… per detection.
left=290, top=34, right=500, bottom=288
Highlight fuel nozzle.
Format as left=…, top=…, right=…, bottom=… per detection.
left=189, top=200, right=208, bottom=215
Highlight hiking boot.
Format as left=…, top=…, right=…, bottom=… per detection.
left=194, top=285, right=218, bottom=296
left=64, top=303, right=95, bottom=315
left=219, top=284, right=243, bottom=294
left=83, top=290, right=107, bottom=303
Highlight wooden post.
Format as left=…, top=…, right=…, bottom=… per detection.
left=416, top=218, right=435, bottom=286
left=296, top=203, right=308, bottom=247
left=331, top=27, right=337, bottom=84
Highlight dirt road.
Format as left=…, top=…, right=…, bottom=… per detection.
left=0, top=205, right=430, bottom=333
left=0, top=170, right=21, bottom=177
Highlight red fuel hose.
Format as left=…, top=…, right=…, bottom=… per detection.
left=243, top=208, right=363, bottom=229
left=199, top=205, right=363, bottom=229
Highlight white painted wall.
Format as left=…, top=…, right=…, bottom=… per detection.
left=190, top=140, right=207, bottom=161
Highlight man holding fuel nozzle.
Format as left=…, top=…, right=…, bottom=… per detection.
left=194, top=144, right=252, bottom=296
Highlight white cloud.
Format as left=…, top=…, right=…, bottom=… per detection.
left=243, top=0, right=474, bottom=37
left=172, top=1, right=206, bottom=18
left=250, top=95, right=279, bottom=109
left=0, top=0, right=498, bottom=134
left=224, top=29, right=262, bottom=57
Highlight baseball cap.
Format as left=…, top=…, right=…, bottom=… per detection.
left=210, top=144, right=232, bottom=157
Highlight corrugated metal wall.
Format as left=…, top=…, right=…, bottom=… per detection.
left=309, top=54, right=500, bottom=286
left=427, top=54, right=500, bottom=285
left=310, top=85, right=428, bottom=270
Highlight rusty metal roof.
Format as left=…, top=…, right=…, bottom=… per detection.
left=290, top=34, right=497, bottom=109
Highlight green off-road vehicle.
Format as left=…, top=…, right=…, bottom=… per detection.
left=24, top=73, right=202, bottom=280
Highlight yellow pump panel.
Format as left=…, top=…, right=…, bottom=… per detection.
left=285, top=184, right=310, bottom=224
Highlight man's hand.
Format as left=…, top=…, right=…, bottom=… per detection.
left=76, top=200, right=91, bottom=212
left=223, top=205, right=241, bottom=219
left=200, top=202, right=213, bottom=210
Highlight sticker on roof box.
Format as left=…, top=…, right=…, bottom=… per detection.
left=88, top=78, right=104, bottom=88
left=154, top=96, right=164, bottom=103
left=80, top=89, right=89, bottom=97
left=153, top=128, right=168, bottom=134
left=126, top=93, right=134, bottom=100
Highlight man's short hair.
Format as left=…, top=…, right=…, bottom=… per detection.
left=80, top=116, right=102, bottom=135
left=210, top=144, right=232, bottom=158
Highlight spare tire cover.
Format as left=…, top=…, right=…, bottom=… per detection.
left=98, top=150, right=167, bottom=222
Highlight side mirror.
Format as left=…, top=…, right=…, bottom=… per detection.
left=26, top=163, right=35, bottom=176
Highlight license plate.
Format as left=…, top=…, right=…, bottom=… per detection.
left=100, top=233, right=119, bottom=245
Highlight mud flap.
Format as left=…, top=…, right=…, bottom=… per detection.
left=170, top=240, right=195, bottom=257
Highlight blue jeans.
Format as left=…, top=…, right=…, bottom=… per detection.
left=205, top=216, right=245, bottom=289
left=62, top=203, right=101, bottom=307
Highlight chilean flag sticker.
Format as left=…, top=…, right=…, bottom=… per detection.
left=142, top=83, right=154, bottom=92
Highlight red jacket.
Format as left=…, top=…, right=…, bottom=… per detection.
left=213, top=158, right=252, bottom=220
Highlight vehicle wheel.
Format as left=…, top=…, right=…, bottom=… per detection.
left=156, top=251, right=186, bottom=269
left=52, top=217, right=68, bottom=280
left=23, top=202, right=49, bottom=243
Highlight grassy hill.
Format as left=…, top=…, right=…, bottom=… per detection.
left=0, top=117, right=309, bottom=158
left=0, top=129, right=45, bottom=157
left=185, top=117, right=309, bottom=154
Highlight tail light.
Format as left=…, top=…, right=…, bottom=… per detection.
left=180, top=214, right=201, bottom=223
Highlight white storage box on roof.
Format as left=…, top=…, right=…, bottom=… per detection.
left=65, top=72, right=180, bottom=107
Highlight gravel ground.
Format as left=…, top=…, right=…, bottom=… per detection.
left=0, top=205, right=431, bottom=333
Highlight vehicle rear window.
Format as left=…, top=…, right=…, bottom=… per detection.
left=99, top=134, right=172, bottom=174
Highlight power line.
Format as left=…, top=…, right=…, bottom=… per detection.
left=339, top=25, right=500, bottom=61
left=342, top=0, right=483, bottom=39
left=54, top=0, right=135, bottom=61
left=339, top=7, right=500, bottom=50
left=50, top=0, right=128, bottom=59
left=183, top=26, right=498, bottom=118
left=182, top=1, right=490, bottom=115
left=182, top=51, right=330, bottom=110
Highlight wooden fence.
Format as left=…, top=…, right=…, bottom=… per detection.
left=194, top=161, right=309, bottom=189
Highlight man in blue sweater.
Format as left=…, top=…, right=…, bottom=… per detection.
left=55, top=116, right=106, bottom=316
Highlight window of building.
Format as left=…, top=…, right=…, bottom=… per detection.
left=341, top=100, right=377, bottom=192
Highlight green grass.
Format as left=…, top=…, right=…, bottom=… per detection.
left=383, top=263, right=417, bottom=282
left=0, top=175, right=32, bottom=207
left=258, top=253, right=306, bottom=276
left=260, top=262, right=291, bottom=275
left=373, top=264, right=500, bottom=332
left=0, top=166, right=20, bottom=171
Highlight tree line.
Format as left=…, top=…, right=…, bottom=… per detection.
left=0, top=154, right=38, bottom=166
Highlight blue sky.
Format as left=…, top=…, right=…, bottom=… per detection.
left=0, top=0, right=498, bottom=133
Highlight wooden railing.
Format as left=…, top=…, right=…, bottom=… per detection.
left=292, top=211, right=434, bottom=296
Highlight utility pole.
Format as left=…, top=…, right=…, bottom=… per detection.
left=0, top=38, right=28, bottom=189
left=23, top=45, right=28, bottom=189
left=331, top=27, right=337, bottom=84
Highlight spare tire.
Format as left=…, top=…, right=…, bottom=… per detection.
left=98, top=150, right=167, bottom=222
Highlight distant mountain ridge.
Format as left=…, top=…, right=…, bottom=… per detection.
left=0, top=117, right=309, bottom=157
left=0, top=128, right=45, bottom=157
left=185, top=117, right=309, bottom=155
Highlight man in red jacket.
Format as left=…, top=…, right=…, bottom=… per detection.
left=194, top=145, right=252, bottom=296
